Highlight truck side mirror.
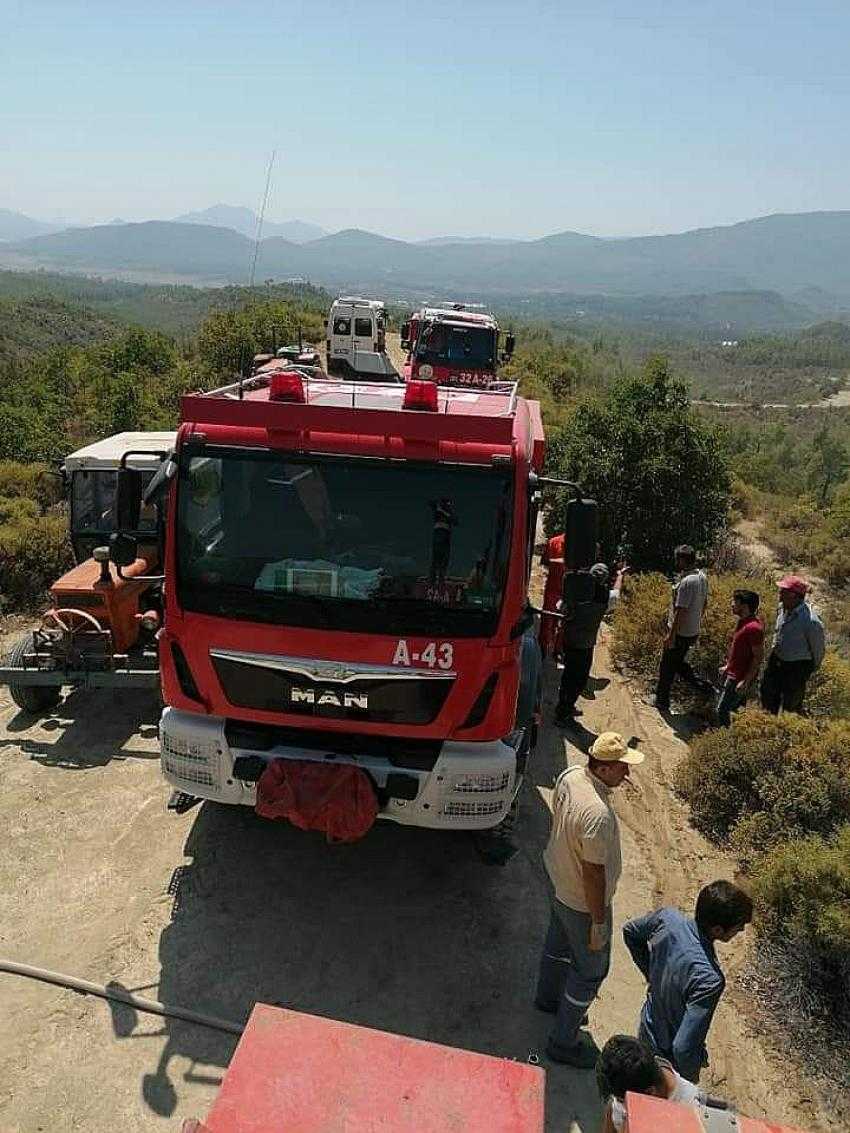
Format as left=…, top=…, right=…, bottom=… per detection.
left=143, top=454, right=177, bottom=506
left=109, top=532, right=138, bottom=568
left=563, top=570, right=595, bottom=606
left=564, top=497, right=599, bottom=571
left=400, top=322, right=410, bottom=349
left=504, top=333, right=516, bottom=358
left=116, top=467, right=143, bottom=532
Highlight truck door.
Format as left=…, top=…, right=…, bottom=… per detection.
left=329, top=311, right=352, bottom=369
left=352, top=312, right=376, bottom=356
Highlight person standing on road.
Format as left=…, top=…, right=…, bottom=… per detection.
left=760, top=575, right=825, bottom=715
left=654, top=545, right=713, bottom=712
left=622, top=881, right=753, bottom=1084
left=540, top=531, right=566, bottom=658
left=554, top=563, right=626, bottom=728
left=535, top=732, right=646, bottom=1069
left=716, top=589, right=763, bottom=727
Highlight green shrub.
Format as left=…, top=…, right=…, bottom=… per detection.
left=0, top=512, right=72, bottom=609
left=609, top=572, right=670, bottom=679
left=806, top=650, right=850, bottom=718
left=675, top=711, right=850, bottom=859
left=0, top=460, right=63, bottom=510
left=751, top=825, right=850, bottom=1018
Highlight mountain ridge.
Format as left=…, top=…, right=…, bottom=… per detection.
left=4, top=211, right=850, bottom=305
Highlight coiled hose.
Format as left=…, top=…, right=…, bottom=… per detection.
left=0, top=958, right=244, bottom=1036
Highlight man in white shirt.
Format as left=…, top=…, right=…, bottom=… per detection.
left=596, top=1034, right=707, bottom=1132
left=654, top=545, right=713, bottom=712
left=534, top=732, right=646, bottom=1068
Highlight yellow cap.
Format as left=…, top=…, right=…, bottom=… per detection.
left=589, top=731, right=646, bottom=765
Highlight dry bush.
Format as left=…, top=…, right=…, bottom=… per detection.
left=751, top=825, right=850, bottom=1025
left=0, top=512, right=72, bottom=610
left=675, top=711, right=850, bottom=860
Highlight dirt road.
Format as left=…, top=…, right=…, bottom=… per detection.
left=0, top=619, right=840, bottom=1131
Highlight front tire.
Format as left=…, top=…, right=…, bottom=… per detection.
left=6, top=634, right=62, bottom=715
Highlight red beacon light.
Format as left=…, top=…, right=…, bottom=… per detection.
left=269, top=370, right=306, bottom=403
left=403, top=379, right=439, bottom=412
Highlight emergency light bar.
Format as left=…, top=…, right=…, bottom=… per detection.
left=269, top=371, right=306, bottom=403
left=403, top=380, right=439, bottom=412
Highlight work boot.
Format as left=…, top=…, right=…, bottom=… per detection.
left=534, top=999, right=588, bottom=1026
left=545, top=1035, right=599, bottom=1069
left=553, top=706, right=582, bottom=728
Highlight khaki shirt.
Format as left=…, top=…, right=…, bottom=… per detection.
left=543, top=765, right=622, bottom=912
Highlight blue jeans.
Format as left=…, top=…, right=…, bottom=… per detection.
left=716, top=677, right=747, bottom=727
left=535, top=899, right=612, bottom=1053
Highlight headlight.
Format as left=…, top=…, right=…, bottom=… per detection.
left=419, top=364, right=433, bottom=378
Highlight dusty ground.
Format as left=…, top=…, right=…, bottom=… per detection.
left=0, top=600, right=843, bottom=1132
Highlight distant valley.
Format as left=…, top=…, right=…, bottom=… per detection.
left=2, top=208, right=850, bottom=331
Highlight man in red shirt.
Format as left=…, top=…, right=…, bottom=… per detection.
left=539, top=532, right=566, bottom=657
left=716, top=589, right=764, bottom=727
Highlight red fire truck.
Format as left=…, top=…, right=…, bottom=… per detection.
left=111, top=364, right=560, bottom=833
left=400, top=303, right=515, bottom=389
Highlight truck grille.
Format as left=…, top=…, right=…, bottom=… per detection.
left=211, top=650, right=454, bottom=726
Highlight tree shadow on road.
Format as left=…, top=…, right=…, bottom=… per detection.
left=1, top=688, right=160, bottom=768
left=126, top=721, right=605, bottom=1130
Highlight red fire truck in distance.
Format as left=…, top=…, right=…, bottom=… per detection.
left=401, top=303, right=515, bottom=390
left=117, top=366, right=547, bottom=831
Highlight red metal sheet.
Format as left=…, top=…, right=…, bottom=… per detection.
left=201, top=1004, right=545, bottom=1132
left=626, top=1094, right=807, bottom=1133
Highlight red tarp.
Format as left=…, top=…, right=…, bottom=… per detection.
left=255, top=758, right=378, bottom=843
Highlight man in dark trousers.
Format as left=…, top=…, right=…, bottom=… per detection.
left=654, top=545, right=713, bottom=712
left=622, top=881, right=753, bottom=1083
left=716, top=589, right=764, bottom=727
left=554, top=563, right=625, bottom=728
left=760, top=575, right=825, bottom=714
left=535, top=732, right=647, bottom=1068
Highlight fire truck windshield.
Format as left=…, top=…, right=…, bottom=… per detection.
left=416, top=324, right=496, bottom=370
left=176, top=449, right=513, bottom=636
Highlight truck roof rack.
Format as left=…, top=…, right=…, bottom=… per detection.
left=183, top=372, right=521, bottom=447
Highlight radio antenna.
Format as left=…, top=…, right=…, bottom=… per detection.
left=249, top=148, right=276, bottom=289
left=239, top=149, right=276, bottom=400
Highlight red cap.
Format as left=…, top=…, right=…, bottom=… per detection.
left=778, top=575, right=808, bottom=596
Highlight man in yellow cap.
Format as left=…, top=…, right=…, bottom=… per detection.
left=535, top=732, right=646, bottom=1068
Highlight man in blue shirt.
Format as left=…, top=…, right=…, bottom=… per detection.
left=760, top=575, right=825, bottom=715
left=622, top=881, right=753, bottom=1083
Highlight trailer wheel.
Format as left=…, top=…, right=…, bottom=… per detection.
left=6, top=635, right=62, bottom=715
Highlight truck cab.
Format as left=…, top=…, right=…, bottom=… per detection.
left=326, top=297, right=399, bottom=381
left=151, top=371, right=546, bottom=832
left=401, top=303, right=515, bottom=390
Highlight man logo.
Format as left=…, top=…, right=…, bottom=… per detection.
left=290, top=687, right=369, bottom=710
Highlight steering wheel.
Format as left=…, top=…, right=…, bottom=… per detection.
left=44, top=607, right=106, bottom=637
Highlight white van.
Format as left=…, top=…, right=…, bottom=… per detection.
left=326, top=297, right=399, bottom=381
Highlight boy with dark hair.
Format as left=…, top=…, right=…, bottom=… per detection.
left=716, top=589, right=763, bottom=727
left=622, top=881, right=753, bottom=1083
left=596, top=1035, right=705, bottom=1132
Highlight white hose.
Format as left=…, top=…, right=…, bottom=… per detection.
left=0, top=958, right=244, bottom=1036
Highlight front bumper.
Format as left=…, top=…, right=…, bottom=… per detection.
left=160, top=708, right=520, bottom=830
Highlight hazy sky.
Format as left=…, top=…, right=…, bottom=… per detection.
left=3, top=0, right=849, bottom=240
